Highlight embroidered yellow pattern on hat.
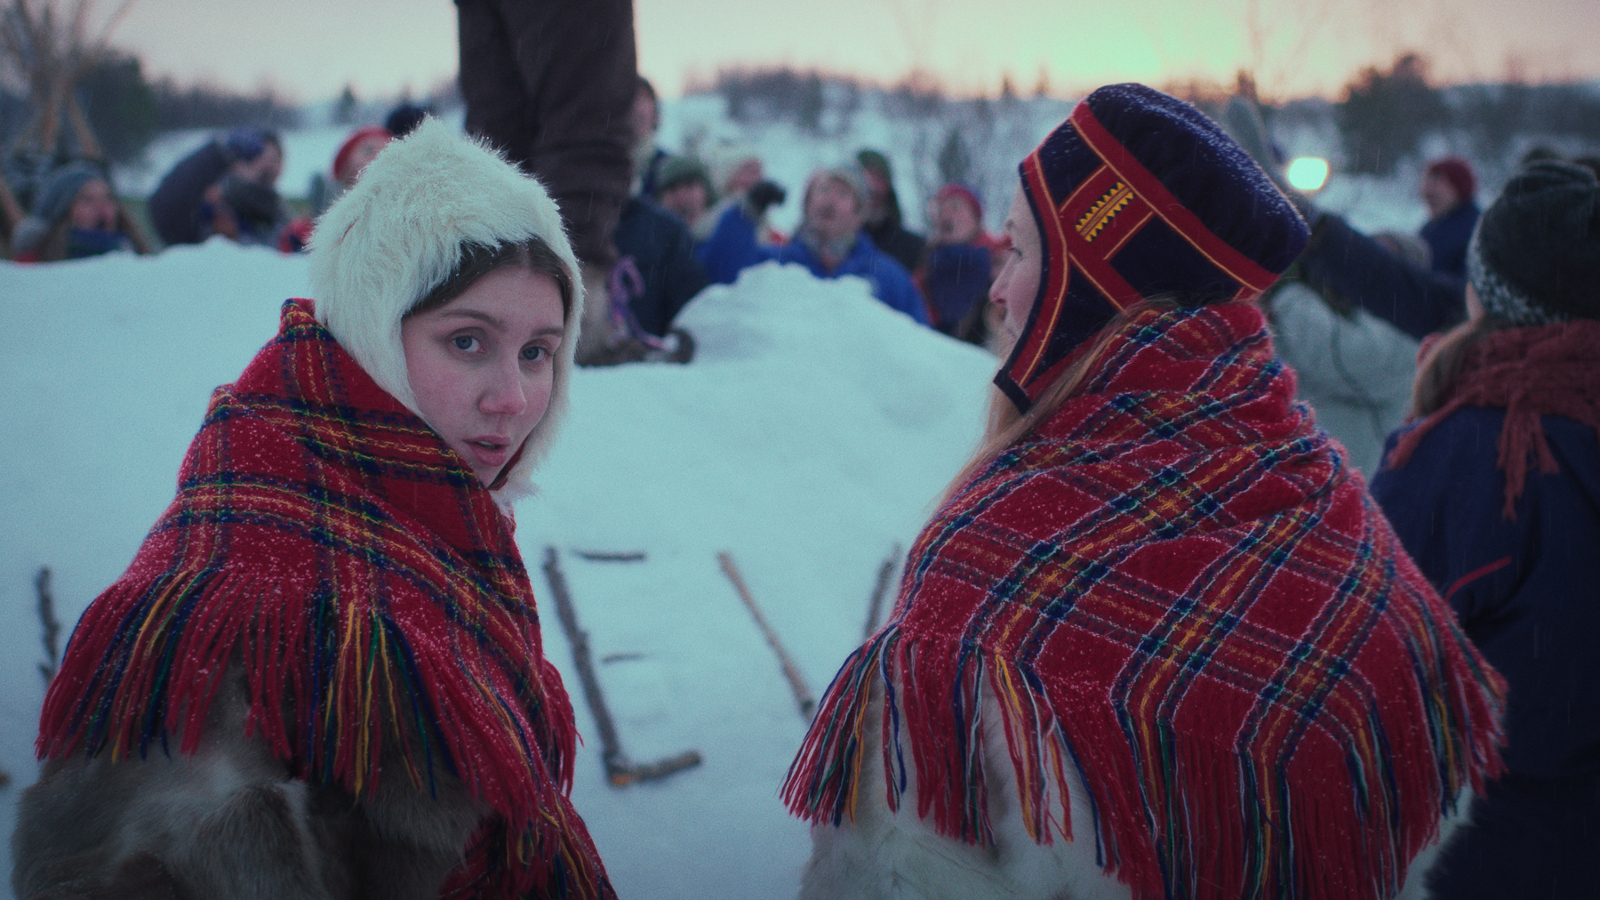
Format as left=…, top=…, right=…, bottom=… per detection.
left=1077, top=180, right=1134, bottom=242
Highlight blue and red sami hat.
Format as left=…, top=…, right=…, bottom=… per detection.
left=997, top=83, right=1309, bottom=411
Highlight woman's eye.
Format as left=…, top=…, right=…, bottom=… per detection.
left=521, top=345, right=548, bottom=362
left=451, top=335, right=480, bottom=352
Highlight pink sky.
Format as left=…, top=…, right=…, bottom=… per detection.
left=105, top=0, right=1600, bottom=104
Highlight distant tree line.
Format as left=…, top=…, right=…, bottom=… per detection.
left=1, top=47, right=299, bottom=165
left=1334, top=53, right=1600, bottom=175
left=704, top=58, right=1600, bottom=184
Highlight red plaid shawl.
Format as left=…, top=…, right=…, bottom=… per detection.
left=38, top=299, right=611, bottom=899
left=786, top=303, right=1505, bottom=899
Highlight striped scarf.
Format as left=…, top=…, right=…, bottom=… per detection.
left=785, top=303, right=1505, bottom=900
left=37, top=299, right=612, bottom=899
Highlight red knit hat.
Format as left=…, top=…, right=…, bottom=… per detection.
left=1426, top=156, right=1476, bottom=202
left=332, top=126, right=394, bottom=184
left=934, top=182, right=983, bottom=219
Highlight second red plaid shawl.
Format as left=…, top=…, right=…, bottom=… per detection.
left=786, top=302, right=1505, bottom=900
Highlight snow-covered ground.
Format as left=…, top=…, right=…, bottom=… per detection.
left=2, top=94, right=1453, bottom=898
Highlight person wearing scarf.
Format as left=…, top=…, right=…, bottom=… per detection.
left=783, top=84, right=1506, bottom=900
left=13, top=119, right=615, bottom=900
left=1370, top=160, right=1600, bottom=899
left=9, top=162, right=143, bottom=263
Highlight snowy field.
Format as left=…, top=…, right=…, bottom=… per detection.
left=2, top=93, right=1465, bottom=898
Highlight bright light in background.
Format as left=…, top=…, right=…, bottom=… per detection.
left=1287, top=156, right=1330, bottom=193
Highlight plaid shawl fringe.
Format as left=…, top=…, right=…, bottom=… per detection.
left=37, top=300, right=610, bottom=899
left=784, top=304, right=1505, bottom=900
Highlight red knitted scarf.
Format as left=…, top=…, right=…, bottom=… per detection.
left=38, top=299, right=612, bottom=899
left=785, top=304, right=1505, bottom=900
left=1388, top=319, right=1600, bottom=519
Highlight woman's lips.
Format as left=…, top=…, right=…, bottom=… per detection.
left=467, top=436, right=510, bottom=469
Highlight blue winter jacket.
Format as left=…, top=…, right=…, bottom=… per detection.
left=1418, top=200, right=1481, bottom=279
left=921, top=242, right=991, bottom=335
left=1370, top=407, right=1600, bottom=899
left=696, top=204, right=930, bottom=326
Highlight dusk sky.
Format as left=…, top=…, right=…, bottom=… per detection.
left=106, top=0, right=1600, bottom=104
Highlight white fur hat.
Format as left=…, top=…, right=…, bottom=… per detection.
left=308, top=117, right=584, bottom=499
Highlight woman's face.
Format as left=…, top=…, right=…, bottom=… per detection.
left=401, top=266, right=566, bottom=487
left=934, top=194, right=982, bottom=245
left=68, top=178, right=118, bottom=231
left=989, top=187, right=1044, bottom=347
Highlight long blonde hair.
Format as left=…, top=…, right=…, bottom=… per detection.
left=938, top=298, right=1180, bottom=508
left=1409, top=314, right=1502, bottom=419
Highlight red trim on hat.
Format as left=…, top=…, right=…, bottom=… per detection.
left=1011, top=153, right=1075, bottom=391
left=1058, top=164, right=1150, bottom=309
left=1069, top=102, right=1280, bottom=296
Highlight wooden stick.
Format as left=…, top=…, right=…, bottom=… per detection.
left=542, top=546, right=702, bottom=786
left=36, top=566, right=61, bottom=684
left=717, top=551, right=815, bottom=719
left=573, top=549, right=647, bottom=563
left=543, top=546, right=631, bottom=783
left=622, top=749, right=702, bottom=784
left=862, top=544, right=901, bottom=641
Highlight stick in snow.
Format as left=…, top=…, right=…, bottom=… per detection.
left=717, top=551, right=815, bottom=720
left=573, top=550, right=647, bottom=563
left=862, top=544, right=901, bottom=641
left=36, top=566, right=61, bottom=685
left=541, top=546, right=702, bottom=786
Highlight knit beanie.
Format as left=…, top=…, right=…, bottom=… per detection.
left=222, top=127, right=277, bottom=164
left=655, top=155, right=712, bottom=196
left=805, top=163, right=871, bottom=210
left=331, top=125, right=393, bottom=184
left=934, top=182, right=983, bottom=220
left=33, top=161, right=104, bottom=223
left=997, top=83, right=1309, bottom=411
left=10, top=162, right=107, bottom=256
left=710, top=142, right=761, bottom=195
left=1467, top=159, right=1600, bottom=325
left=857, top=147, right=889, bottom=176
left=1426, top=156, right=1477, bottom=203
left=308, top=117, right=583, bottom=499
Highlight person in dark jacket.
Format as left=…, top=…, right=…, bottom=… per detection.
left=1293, top=212, right=1466, bottom=341
left=653, top=155, right=713, bottom=229
left=1369, top=159, right=1600, bottom=900
left=696, top=164, right=929, bottom=325
left=147, top=128, right=287, bottom=249
left=630, top=75, right=670, bottom=201
left=1418, top=156, right=1481, bottom=278
left=856, top=148, right=925, bottom=274
left=613, top=195, right=708, bottom=338
left=915, top=182, right=1003, bottom=338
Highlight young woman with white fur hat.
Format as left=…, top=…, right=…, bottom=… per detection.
left=13, top=119, right=614, bottom=899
